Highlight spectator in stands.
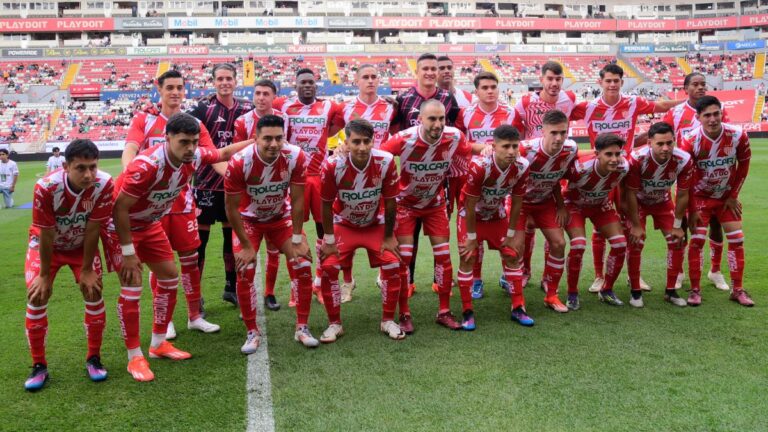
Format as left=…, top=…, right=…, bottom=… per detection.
left=0, top=148, right=19, bottom=209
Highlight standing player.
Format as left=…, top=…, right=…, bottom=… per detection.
left=457, top=125, right=529, bottom=330
left=624, top=122, right=691, bottom=308
left=317, top=119, right=404, bottom=342
left=122, top=69, right=220, bottom=337
left=562, top=133, right=630, bottom=309
left=519, top=110, right=579, bottom=313
left=111, top=113, right=252, bottom=381
left=381, top=100, right=483, bottom=333
left=46, top=146, right=65, bottom=173
left=454, top=71, right=517, bottom=298
left=0, top=148, right=19, bottom=208
left=393, top=53, right=460, bottom=297
left=512, top=61, right=578, bottom=287
left=23, top=139, right=113, bottom=391
left=662, top=72, right=730, bottom=291
left=437, top=56, right=476, bottom=109
left=274, top=68, right=343, bottom=296
left=224, top=115, right=319, bottom=352
left=189, top=63, right=255, bottom=307
left=570, top=63, right=682, bottom=293
left=233, top=79, right=289, bottom=311
left=679, top=96, right=753, bottom=307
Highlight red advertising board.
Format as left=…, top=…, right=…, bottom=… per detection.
left=616, top=19, right=676, bottom=32
left=677, top=16, right=739, bottom=30
left=389, top=78, right=416, bottom=90
left=437, top=44, right=474, bottom=53
left=168, top=45, right=209, bottom=55
left=371, top=16, right=615, bottom=31
left=286, top=44, right=326, bottom=53
left=0, top=18, right=114, bottom=33
left=69, top=84, right=101, bottom=97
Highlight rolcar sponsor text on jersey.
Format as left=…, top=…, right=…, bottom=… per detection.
left=248, top=182, right=290, bottom=195
left=408, top=161, right=450, bottom=172
left=697, top=157, right=736, bottom=169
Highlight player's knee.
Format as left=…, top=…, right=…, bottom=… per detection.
left=320, top=260, right=340, bottom=275
left=689, top=228, right=707, bottom=249
left=549, top=238, right=566, bottom=256
left=725, top=229, right=745, bottom=246
left=569, top=237, right=587, bottom=257
left=607, top=235, right=627, bottom=253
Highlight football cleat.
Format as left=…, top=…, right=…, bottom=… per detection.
left=380, top=320, right=406, bottom=340
left=566, top=293, right=581, bottom=311
left=319, top=323, right=345, bottom=343
left=598, top=290, right=624, bottom=306
left=687, top=290, right=702, bottom=307
left=708, top=271, right=730, bottom=291
left=340, top=279, right=356, bottom=303
left=149, top=341, right=192, bottom=360
left=510, top=307, right=535, bottom=327
left=24, top=363, right=49, bottom=391
left=188, top=317, right=221, bottom=333
left=471, top=280, right=485, bottom=299
left=399, top=313, right=414, bottom=335
left=241, top=330, right=261, bottom=355
left=294, top=325, right=320, bottom=348
left=544, top=295, right=569, bottom=313
left=126, top=356, right=154, bottom=382
left=86, top=356, right=108, bottom=382
left=435, top=311, right=462, bottom=330
left=461, top=310, right=476, bottom=331
left=264, top=294, right=281, bottom=311
left=165, top=321, right=177, bottom=340
left=730, top=290, right=755, bottom=307
left=588, top=277, right=605, bottom=293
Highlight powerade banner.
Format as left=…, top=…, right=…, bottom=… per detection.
left=727, top=40, right=766, bottom=50
left=620, top=45, right=654, bottom=53
left=1, top=48, right=42, bottom=57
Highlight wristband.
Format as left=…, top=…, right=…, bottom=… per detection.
left=121, top=244, right=136, bottom=256
left=506, top=229, right=516, bottom=238
left=324, top=234, right=336, bottom=244
left=466, top=232, right=477, bottom=240
left=673, top=218, right=683, bottom=229
left=292, top=234, right=303, bottom=244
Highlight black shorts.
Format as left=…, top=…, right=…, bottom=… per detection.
left=195, top=189, right=228, bottom=226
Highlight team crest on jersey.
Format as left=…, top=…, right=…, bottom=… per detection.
left=82, top=198, right=94, bottom=212
left=249, top=174, right=261, bottom=183
left=471, top=119, right=483, bottom=127
left=342, top=179, right=354, bottom=188
left=593, top=112, right=604, bottom=119
left=157, top=180, right=170, bottom=188
left=682, top=119, right=692, bottom=125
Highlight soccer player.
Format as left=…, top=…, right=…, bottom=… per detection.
left=0, top=148, right=19, bottom=209
left=454, top=71, right=517, bottom=298
left=519, top=110, right=579, bottom=313
left=23, top=139, right=113, bottom=391
left=662, top=72, right=731, bottom=291
left=274, top=68, right=343, bottom=297
left=317, top=119, right=404, bottom=342
left=624, top=122, right=692, bottom=308
left=437, top=55, right=476, bottom=109
left=381, top=99, right=483, bottom=333
left=122, top=69, right=220, bottom=338
left=233, top=79, right=290, bottom=311
left=457, top=125, right=529, bottom=330
left=224, top=114, right=320, bottom=352
left=571, top=63, right=682, bottom=293
left=679, top=96, right=753, bottom=307
left=110, top=113, right=252, bottom=382
left=189, top=63, right=255, bottom=307
left=46, top=146, right=65, bottom=173
left=392, top=53, right=460, bottom=298
left=563, top=133, right=630, bottom=310
left=512, top=61, right=578, bottom=287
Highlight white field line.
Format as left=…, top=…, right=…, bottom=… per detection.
left=246, top=258, right=276, bottom=432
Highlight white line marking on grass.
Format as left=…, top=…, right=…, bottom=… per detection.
left=247, top=258, right=276, bottom=432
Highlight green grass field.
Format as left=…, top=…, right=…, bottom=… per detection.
left=1, top=144, right=767, bottom=431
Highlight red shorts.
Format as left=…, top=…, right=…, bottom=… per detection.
left=628, top=200, right=676, bottom=231
left=395, top=205, right=450, bottom=238
left=447, top=175, right=466, bottom=216
left=457, top=215, right=516, bottom=258
left=522, top=199, right=561, bottom=230
left=692, top=196, right=741, bottom=226
left=233, top=217, right=295, bottom=253
left=304, top=175, right=322, bottom=223
left=104, top=221, right=176, bottom=271
left=24, top=241, right=103, bottom=288
left=566, top=202, right=621, bottom=230
left=323, top=223, right=399, bottom=268
left=161, top=212, right=201, bottom=253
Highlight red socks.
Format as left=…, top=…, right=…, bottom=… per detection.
left=152, top=277, right=179, bottom=335
left=602, top=235, right=627, bottom=292
left=118, top=285, right=143, bottom=350
left=25, top=303, right=48, bottom=365
left=566, top=237, right=587, bottom=294
left=433, top=242, right=453, bottom=312
left=84, top=299, right=106, bottom=358
left=179, top=252, right=202, bottom=321
left=726, top=230, right=745, bottom=291
left=592, top=231, right=606, bottom=279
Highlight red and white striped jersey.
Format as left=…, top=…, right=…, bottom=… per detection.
left=380, top=125, right=471, bottom=209
left=233, top=109, right=288, bottom=143
left=320, top=149, right=399, bottom=228
left=626, top=146, right=693, bottom=206
left=274, top=97, right=342, bottom=176
left=564, top=155, right=630, bottom=208
left=520, top=137, right=579, bottom=204
left=571, top=94, right=656, bottom=153
left=513, top=90, right=577, bottom=140
left=453, top=88, right=476, bottom=109
left=460, top=154, right=529, bottom=221
left=224, top=144, right=306, bottom=223
left=679, top=124, right=751, bottom=200
left=117, top=144, right=220, bottom=230
left=31, top=169, right=114, bottom=251
left=125, top=106, right=215, bottom=212
left=341, top=96, right=396, bottom=148
left=453, top=103, right=517, bottom=178
left=662, top=101, right=730, bottom=143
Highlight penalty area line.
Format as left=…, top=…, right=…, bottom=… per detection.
left=246, top=259, right=276, bottom=432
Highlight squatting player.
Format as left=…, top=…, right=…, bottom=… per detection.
left=24, top=139, right=113, bottom=391
left=317, top=119, right=405, bottom=342
left=457, top=125, right=530, bottom=330
left=224, top=114, right=319, bottom=351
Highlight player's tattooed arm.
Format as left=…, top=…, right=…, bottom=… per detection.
left=28, top=227, right=54, bottom=305
left=224, top=192, right=257, bottom=272
left=79, top=220, right=104, bottom=301
left=113, top=192, right=142, bottom=285
left=381, top=198, right=399, bottom=259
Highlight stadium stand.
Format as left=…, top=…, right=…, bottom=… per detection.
left=627, top=56, right=688, bottom=84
